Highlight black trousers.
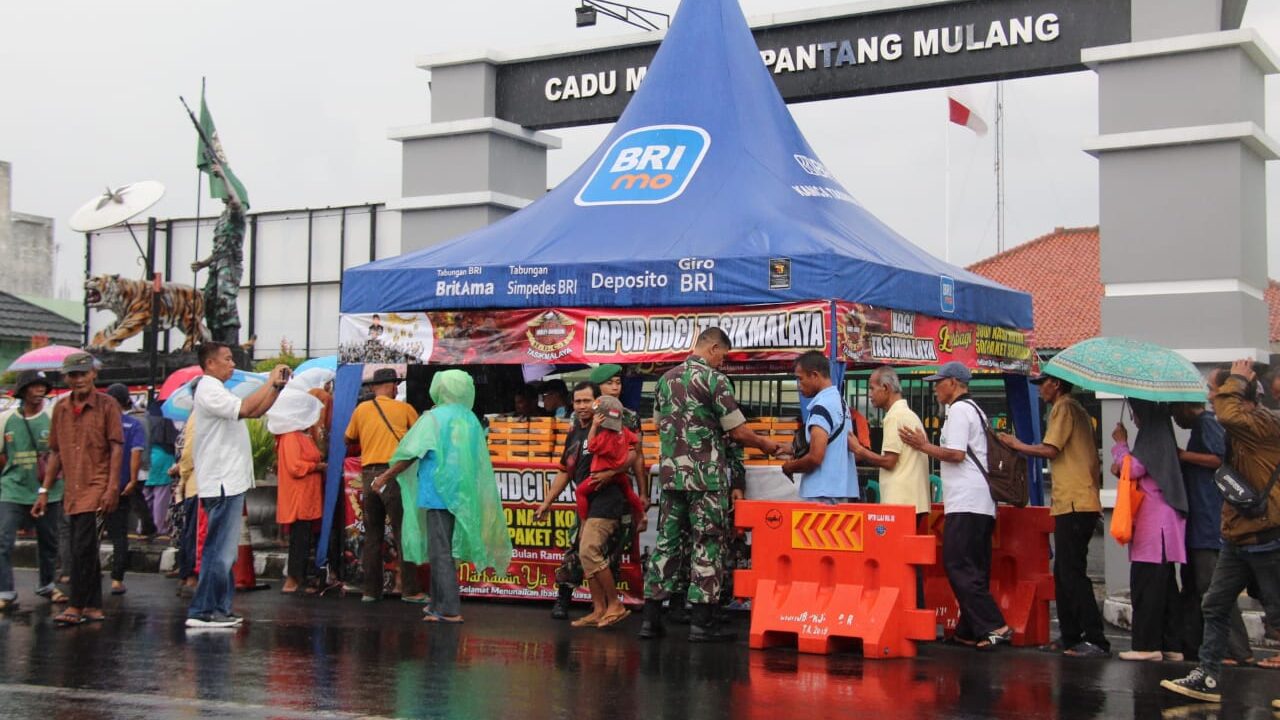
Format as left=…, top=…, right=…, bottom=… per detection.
left=67, top=512, right=103, bottom=609
left=1053, top=511, right=1108, bottom=649
left=1130, top=561, right=1181, bottom=652
left=360, top=466, right=420, bottom=598
left=104, top=505, right=130, bottom=582
left=127, top=491, right=156, bottom=536
left=943, top=512, right=1005, bottom=639
left=286, top=521, right=315, bottom=583
left=1180, top=549, right=1251, bottom=661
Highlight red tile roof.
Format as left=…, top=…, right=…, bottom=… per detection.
left=967, top=226, right=1280, bottom=350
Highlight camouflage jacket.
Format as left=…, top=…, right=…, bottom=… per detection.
left=654, top=356, right=747, bottom=492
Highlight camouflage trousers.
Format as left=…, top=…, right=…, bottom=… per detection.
left=670, top=502, right=747, bottom=605
left=643, top=489, right=731, bottom=605
left=554, top=513, right=633, bottom=588
left=202, top=261, right=242, bottom=342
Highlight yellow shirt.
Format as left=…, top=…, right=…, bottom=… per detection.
left=344, top=397, right=419, bottom=466
left=1042, top=395, right=1101, bottom=516
left=878, top=399, right=931, bottom=514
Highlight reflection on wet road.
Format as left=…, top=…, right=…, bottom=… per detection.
left=0, top=571, right=1274, bottom=719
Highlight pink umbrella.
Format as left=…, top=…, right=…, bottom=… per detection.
left=6, top=345, right=91, bottom=372
left=157, top=366, right=203, bottom=401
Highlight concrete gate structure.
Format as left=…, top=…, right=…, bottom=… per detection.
left=392, top=0, right=1277, bottom=598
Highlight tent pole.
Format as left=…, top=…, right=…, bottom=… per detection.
left=944, top=104, right=951, bottom=263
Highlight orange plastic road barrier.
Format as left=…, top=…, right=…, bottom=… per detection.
left=734, top=501, right=935, bottom=657
left=233, top=502, right=258, bottom=590
left=923, top=504, right=1055, bottom=646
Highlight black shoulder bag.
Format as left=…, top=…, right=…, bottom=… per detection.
left=1216, top=438, right=1280, bottom=520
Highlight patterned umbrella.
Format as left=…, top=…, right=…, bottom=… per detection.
left=161, top=369, right=267, bottom=421
left=157, top=365, right=203, bottom=401
left=1043, top=337, right=1206, bottom=403
left=7, top=345, right=92, bottom=372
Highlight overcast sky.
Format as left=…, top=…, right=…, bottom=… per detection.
left=3, top=0, right=1279, bottom=300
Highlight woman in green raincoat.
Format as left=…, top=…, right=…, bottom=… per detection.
left=373, top=370, right=513, bottom=622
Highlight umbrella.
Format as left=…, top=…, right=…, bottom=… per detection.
left=157, top=366, right=203, bottom=401
left=294, top=355, right=337, bottom=375
left=1043, top=337, right=1207, bottom=403
left=162, top=369, right=268, bottom=421
left=7, top=345, right=91, bottom=372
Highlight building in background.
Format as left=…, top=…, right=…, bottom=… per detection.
left=0, top=291, right=81, bottom=372
left=0, top=161, right=55, bottom=298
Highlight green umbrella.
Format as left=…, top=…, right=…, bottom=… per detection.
left=1043, top=337, right=1207, bottom=403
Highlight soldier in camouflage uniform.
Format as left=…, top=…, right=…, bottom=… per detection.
left=191, top=161, right=245, bottom=345
left=639, top=327, right=781, bottom=642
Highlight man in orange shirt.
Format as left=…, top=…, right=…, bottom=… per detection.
left=344, top=368, right=422, bottom=603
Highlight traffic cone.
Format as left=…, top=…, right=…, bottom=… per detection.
left=233, top=501, right=263, bottom=590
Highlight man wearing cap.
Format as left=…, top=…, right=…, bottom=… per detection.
left=346, top=367, right=423, bottom=603
left=900, top=361, right=1012, bottom=649
left=103, top=384, right=146, bottom=596
left=998, top=374, right=1108, bottom=657
left=640, top=327, right=783, bottom=642
left=33, top=352, right=123, bottom=625
left=185, top=342, right=291, bottom=629
left=0, top=371, right=66, bottom=611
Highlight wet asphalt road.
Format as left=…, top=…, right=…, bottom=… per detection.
left=0, top=569, right=1275, bottom=720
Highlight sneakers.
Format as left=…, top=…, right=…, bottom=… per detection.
left=1160, top=668, right=1221, bottom=703
left=185, top=613, right=243, bottom=629
left=1120, top=650, right=1163, bottom=661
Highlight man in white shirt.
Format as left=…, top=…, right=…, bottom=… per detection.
left=186, top=342, right=290, bottom=629
left=899, top=361, right=1011, bottom=649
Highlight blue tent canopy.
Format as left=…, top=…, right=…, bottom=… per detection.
left=341, top=0, right=1032, bottom=329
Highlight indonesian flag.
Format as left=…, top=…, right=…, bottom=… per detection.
left=948, top=95, right=988, bottom=136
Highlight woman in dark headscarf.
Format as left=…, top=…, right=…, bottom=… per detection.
left=1111, top=399, right=1187, bottom=662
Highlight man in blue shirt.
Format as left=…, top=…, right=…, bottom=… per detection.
left=104, top=384, right=146, bottom=595
left=781, top=351, right=858, bottom=503
left=1172, top=401, right=1253, bottom=664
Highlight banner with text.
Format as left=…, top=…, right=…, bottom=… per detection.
left=340, top=302, right=830, bottom=365
left=835, top=302, right=1033, bottom=373
left=456, top=461, right=644, bottom=604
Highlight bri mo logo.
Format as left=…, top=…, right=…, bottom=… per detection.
left=575, top=125, right=711, bottom=206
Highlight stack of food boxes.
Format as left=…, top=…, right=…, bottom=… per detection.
left=487, top=417, right=559, bottom=463
left=743, top=417, right=799, bottom=465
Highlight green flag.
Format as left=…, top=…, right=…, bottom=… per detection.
left=195, top=90, right=250, bottom=209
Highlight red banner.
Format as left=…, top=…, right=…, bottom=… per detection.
left=456, top=461, right=644, bottom=605
left=339, top=302, right=830, bottom=366
left=835, top=302, right=1034, bottom=373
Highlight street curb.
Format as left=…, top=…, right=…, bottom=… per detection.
left=1104, top=594, right=1277, bottom=649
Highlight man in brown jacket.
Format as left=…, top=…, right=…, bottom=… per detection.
left=32, top=352, right=123, bottom=625
left=1162, top=360, right=1280, bottom=703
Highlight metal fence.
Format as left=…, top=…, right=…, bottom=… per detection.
left=84, top=203, right=398, bottom=360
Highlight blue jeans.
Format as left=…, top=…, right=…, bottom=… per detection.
left=1199, top=541, right=1280, bottom=677
left=0, top=500, right=62, bottom=601
left=187, top=491, right=244, bottom=619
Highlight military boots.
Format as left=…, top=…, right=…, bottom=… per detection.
left=666, top=593, right=691, bottom=625
left=638, top=599, right=666, bottom=639
left=688, top=603, right=736, bottom=643
left=550, top=584, right=574, bottom=620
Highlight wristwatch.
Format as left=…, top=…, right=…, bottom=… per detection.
left=37, top=487, right=48, bottom=495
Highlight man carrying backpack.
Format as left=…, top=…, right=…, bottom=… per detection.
left=900, top=361, right=1013, bottom=649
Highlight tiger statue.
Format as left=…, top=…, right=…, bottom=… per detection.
left=86, top=274, right=211, bottom=351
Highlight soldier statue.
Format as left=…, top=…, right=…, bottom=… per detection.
left=191, top=158, right=244, bottom=346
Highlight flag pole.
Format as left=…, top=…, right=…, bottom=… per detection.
left=193, top=76, right=205, bottom=288
left=944, top=95, right=951, bottom=264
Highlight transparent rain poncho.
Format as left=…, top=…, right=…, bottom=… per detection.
left=390, top=370, right=512, bottom=573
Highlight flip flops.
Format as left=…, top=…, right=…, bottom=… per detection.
left=422, top=610, right=464, bottom=624
left=53, top=611, right=85, bottom=626
left=1257, top=655, right=1280, bottom=670
left=596, top=608, right=632, bottom=628
left=401, top=594, right=430, bottom=605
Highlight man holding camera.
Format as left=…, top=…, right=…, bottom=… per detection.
left=185, top=342, right=291, bottom=629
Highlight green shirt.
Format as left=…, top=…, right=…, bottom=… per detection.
left=654, top=356, right=747, bottom=492
left=1, top=408, right=64, bottom=505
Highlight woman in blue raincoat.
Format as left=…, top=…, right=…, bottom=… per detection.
left=373, top=370, right=513, bottom=623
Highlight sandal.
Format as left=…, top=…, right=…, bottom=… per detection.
left=53, top=610, right=85, bottom=626
left=596, top=608, right=632, bottom=628
left=977, top=627, right=1014, bottom=650
left=1257, top=655, right=1280, bottom=670
left=0, top=598, right=17, bottom=613
left=49, top=589, right=69, bottom=604
left=83, top=612, right=106, bottom=622
left=401, top=594, right=430, bottom=605
left=943, top=635, right=978, bottom=647
left=571, top=612, right=603, bottom=628
left=422, top=611, right=464, bottom=624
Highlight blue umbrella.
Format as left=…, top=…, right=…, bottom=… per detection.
left=295, top=355, right=337, bottom=375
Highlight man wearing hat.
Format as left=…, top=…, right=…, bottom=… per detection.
left=33, top=351, right=123, bottom=625
left=345, top=367, right=424, bottom=603
left=0, top=371, right=66, bottom=611
left=998, top=374, right=1108, bottom=658
left=899, top=361, right=1012, bottom=649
